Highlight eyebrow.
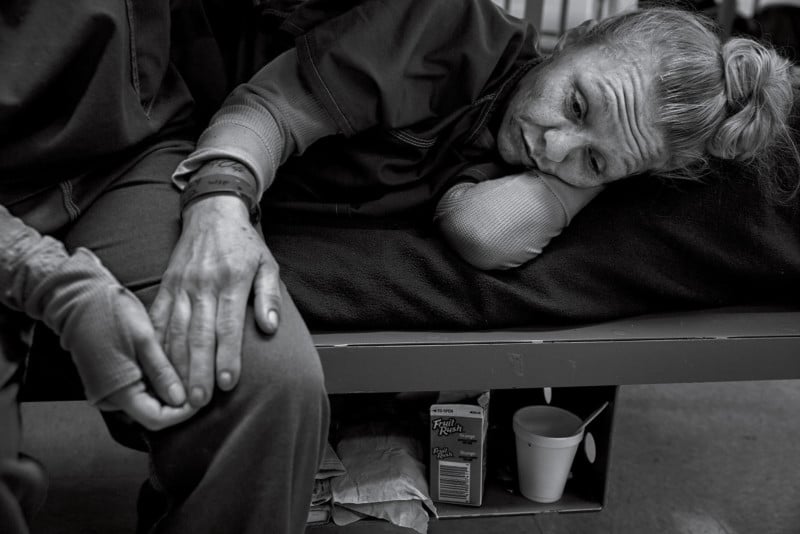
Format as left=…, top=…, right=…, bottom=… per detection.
left=579, top=79, right=613, bottom=176
left=592, top=73, right=651, bottom=179
left=586, top=79, right=610, bottom=116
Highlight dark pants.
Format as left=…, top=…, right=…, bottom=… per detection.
left=0, top=140, right=330, bottom=533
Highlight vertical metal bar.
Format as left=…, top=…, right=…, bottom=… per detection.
left=559, top=0, right=570, bottom=34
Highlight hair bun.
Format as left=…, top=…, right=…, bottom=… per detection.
left=707, top=38, right=793, bottom=161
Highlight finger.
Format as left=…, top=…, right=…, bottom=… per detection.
left=253, top=260, right=281, bottom=334
left=107, top=382, right=196, bottom=431
left=167, top=291, right=192, bottom=386
left=135, top=324, right=187, bottom=407
left=187, top=293, right=217, bottom=407
left=148, top=286, right=173, bottom=347
left=119, top=291, right=187, bottom=406
left=215, top=289, right=247, bottom=391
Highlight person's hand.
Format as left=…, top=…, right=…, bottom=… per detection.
left=149, top=195, right=281, bottom=408
left=0, top=207, right=194, bottom=430
left=103, top=381, right=196, bottom=431
left=97, top=289, right=197, bottom=430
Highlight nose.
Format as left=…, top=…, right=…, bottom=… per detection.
left=542, top=127, right=582, bottom=163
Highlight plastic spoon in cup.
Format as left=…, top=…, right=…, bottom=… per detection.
left=576, top=401, right=610, bottom=434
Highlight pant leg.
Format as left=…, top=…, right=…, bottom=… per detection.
left=63, top=140, right=330, bottom=534
left=0, top=310, right=48, bottom=534
left=145, top=292, right=329, bottom=534
left=1, top=134, right=103, bottom=533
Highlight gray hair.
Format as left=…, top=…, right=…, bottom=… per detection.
left=566, top=7, right=798, bottom=196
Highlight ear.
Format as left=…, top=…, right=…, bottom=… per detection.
left=554, top=19, right=598, bottom=53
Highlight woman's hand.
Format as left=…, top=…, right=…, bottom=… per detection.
left=149, top=195, right=281, bottom=408
left=1, top=206, right=195, bottom=430
left=98, top=290, right=197, bottom=431
left=103, top=381, right=196, bottom=431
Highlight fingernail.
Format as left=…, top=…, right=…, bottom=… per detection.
left=218, top=371, right=233, bottom=389
left=268, top=310, right=279, bottom=329
left=168, top=383, right=186, bottom=405
left=190, top=387, right=206, bottom=406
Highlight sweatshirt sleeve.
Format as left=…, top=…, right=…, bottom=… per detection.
left=173, top=0, right=536, bottom=196
left=172, top=48, right=337, bottom=197
left=295, top=0, right=536, bottom=135
left=0, top=205, right=142, bottom=403
left=434, top=173, right=603, bottom=270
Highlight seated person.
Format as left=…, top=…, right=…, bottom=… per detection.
left=1, top=2, right=328, bottom=533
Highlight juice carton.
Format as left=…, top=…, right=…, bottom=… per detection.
left=429, top=392, right=489, bottom=506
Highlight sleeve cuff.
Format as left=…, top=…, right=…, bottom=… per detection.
left=26, top=248, right=143, bottom=404
left=539, top=175, right=604, bottom=224
left=172, top=115, right=279, bottom=197
left=173, top=48, right=337, bottom=198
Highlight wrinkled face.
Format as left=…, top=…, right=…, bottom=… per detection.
left=497, top=45, right=669, bottom=187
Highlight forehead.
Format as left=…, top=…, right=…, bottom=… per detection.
left=558, top=45, right=667, bottom=178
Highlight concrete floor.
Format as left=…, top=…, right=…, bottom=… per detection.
left=22, top=380, right=800, bottom=534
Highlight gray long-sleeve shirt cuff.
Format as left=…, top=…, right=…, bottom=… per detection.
left=172, top=48, right=338, bottom=197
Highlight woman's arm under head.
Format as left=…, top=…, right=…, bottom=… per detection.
left=434, top=172, right=603, bottom=270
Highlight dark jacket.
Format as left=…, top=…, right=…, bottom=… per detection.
left=0, top=0, right=220, bottom=202
left=263, top=0, right=543, bottom=218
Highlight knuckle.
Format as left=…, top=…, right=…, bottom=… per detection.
left=261, top=260, right=280, bottom=279
left=188, top=337, right=213, bottom=353
left=161, top=269, right=183, bottom=288
left=149, top=364, right=175, bottom=387
left=218, top=292, right=241, bottom=310
left=216, top=314, right=239, bottom=338
left=168, top=320, right=186, bottom=339
left=189, top=320, right=216, bottom=347
left=212, top=258, right=240, bottom=281
left=184, top=269, right=211, bottom=290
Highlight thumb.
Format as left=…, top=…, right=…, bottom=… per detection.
left=119, top=290, right=187, bottom=406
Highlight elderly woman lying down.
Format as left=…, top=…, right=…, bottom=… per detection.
left=173, top=4, right=797, bottom=275
left=434, top=12, right=798, bottom=269
left=3, top=1, right=796, bottom=533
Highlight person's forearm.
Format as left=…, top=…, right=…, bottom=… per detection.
left=1, top=204, right=72, bottom=313
left=434, top=173, right=603, bottom=270
left=0, top=205, right=142, bottom=402
left=172, top=48, right=338, bottom=198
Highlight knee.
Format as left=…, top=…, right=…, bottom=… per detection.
left=235, top=304, right=328, bottom=420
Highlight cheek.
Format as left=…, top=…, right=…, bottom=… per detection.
left=495, top=123, right=516, bottom=163
left=550, top=161, right=592, bottom=188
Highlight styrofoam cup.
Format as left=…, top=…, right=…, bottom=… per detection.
left=512, top=405, right=584, bottom=503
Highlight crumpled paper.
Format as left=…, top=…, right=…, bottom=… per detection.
left=330, top=421, right=438, bottom=534
left=308, top=443, right=347, bottom=524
